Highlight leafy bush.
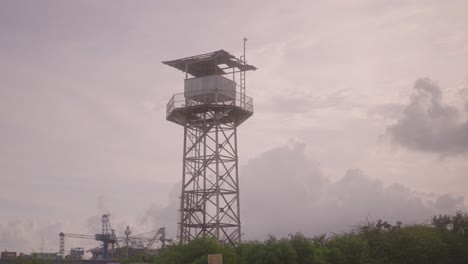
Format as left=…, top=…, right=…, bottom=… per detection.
left=122, top=212, right=468, bottom=264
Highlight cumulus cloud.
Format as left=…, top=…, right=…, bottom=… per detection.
left=387, top=78, right=468, bottom=155
left=147, top=141, right=465, bottom=241
left=434, top=194, right=465, bottom=212
left=240, top=142, right=460, bottom=239
left=460, top=88, right=468, bottom=112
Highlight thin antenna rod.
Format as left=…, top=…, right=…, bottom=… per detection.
left=243, top=38, right=247, bottom=63
left=241, top=38, right=248, bottom=107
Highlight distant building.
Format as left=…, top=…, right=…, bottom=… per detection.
left=1, top=250, right=17, bottom=260
left=66, top=247, right=85, bottom=260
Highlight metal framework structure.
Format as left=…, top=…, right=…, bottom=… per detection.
left=164, top=40, right=256, bottom=246
left=146, top=227, right=167, bottom=251
left=59, top=232, right=94, bottom=257
left=124, top=226, right=131, bottom=259
left=94, top=214, right=118, bottom=260
left=59, top=214, right=118, bottom=260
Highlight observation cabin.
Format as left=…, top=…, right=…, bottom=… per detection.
left=164, top=50, right=257, bottom=127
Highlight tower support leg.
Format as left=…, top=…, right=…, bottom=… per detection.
left=178, top=109, right=241, bottom=246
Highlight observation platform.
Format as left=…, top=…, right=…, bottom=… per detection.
left=166, top=91, right=253, bottom=126
left=163, top=49, right=256, bottom=127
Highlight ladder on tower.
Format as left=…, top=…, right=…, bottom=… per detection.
left=240, top=55, right=246, bottom=109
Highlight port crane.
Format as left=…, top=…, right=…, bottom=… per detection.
left=95, top=214, right=118, bottom=259
left=59, top=214, right=118, bottom=259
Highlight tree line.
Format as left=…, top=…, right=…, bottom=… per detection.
left=124, top=211, right=468, bottom=264
left=11, top=211, right=468, bottom=264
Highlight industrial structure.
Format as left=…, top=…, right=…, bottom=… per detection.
left=68, top=247, right=85, bottom=260
left=124, top=225, right=131, bottom=259
left=94, top=214, right=118, bottom=259
left=59, top=232, right=95, bottom=258
left=58, top=214, right=169, bottom=260
left=59, top=214, right=117, bottom=260
left=164, top=39, right=256, bottom=246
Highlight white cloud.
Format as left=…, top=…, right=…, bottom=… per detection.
left=240, top=142, right=465, bottom=239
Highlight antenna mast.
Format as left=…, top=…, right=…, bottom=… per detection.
left=240, top=38, right=247, bottom=108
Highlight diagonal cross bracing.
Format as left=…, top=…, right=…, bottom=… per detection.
left=178, top=108, right=242, bottom=246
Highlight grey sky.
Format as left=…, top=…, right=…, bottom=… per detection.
left=1, top=0, right=468, bottom=254
left=388, top=78, right=468, bottom=155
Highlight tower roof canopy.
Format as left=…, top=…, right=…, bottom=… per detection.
left=162, top=50, right=257, bottom=78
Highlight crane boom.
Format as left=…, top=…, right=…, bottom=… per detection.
left=63, top=233, right=95, bottom=239
left=59, top=232, right=95, bottom=256
left=146, top=227, right=167, bottom=250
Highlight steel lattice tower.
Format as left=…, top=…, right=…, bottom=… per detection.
left=164, top=42, right=256, bottom=246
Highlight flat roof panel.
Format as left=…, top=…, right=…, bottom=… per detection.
left=162, top=49, right=257, bottom=77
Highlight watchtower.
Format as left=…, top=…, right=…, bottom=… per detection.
left=164, top=41, right=256, bottom=246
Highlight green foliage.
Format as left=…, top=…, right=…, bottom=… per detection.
left=432, top=211, right=468, bottom=263
left=119, top=212, right=468, bottom=264
left=326, top=233, right=371, bottom=264
left=150, top=236, right=236, bottom=264
left=262, top=236, right=297, bottom=264
left=289, top=233, right=326, bottom=264
left=236, top=240, right=268, bottom=264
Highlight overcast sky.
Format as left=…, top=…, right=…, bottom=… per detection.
left=1, top=0, right=468, bottom=254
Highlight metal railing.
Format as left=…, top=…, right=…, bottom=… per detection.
left=166, top=90, right=253, bottom=118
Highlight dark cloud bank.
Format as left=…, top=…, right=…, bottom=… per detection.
left=147, top=141, right=465, bottom=240
left=388, top=78, right=468, bottom=155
